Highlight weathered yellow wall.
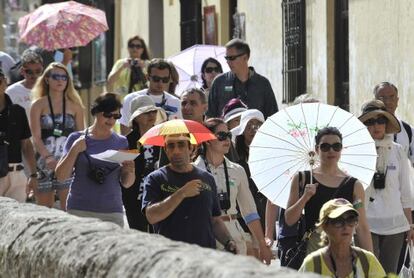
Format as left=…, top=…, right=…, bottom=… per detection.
left=236, top=1, right=284, bottom=108
left=118, top=0, right=150, bottom=59
left=163, top=0, right=181, bottom=57
left=349, top=0, right=414, bottom=123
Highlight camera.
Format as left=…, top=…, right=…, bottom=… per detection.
left=88, top=167, right=106, bottom=184
left=218, top=192, right=231, bottom=211
left=130, top=59, right=139, bottom=67
left=373, top=171, right=386, bottom=189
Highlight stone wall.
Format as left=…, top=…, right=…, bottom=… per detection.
left=0, top=197, right=319, bottom=278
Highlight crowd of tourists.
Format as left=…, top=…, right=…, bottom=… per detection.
left=1, top=36, right=413, bottom=276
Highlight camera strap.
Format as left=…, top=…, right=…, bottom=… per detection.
left=82, top=128, right=94, bottom=171
left=46, top=91, right=66, bottom=137
left=203, top=156, right=231, bottom=200
left=82, top=128, right=120, bottom=175
left=147, top=91, right=167, bottom=109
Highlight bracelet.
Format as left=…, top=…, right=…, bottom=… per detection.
left=224, top=239, right=235, bottom=248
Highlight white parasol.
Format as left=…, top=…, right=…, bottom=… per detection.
left=249, top=103, right=377, bottom=208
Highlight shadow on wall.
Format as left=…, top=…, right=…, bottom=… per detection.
left=0, top=197, right=320, bottom=278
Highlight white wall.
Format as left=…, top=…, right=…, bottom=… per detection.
left=306, top=0, right=330, bottom=104
left=119, top=0, right=150, bottom=59
left=237, top=1, right=284, bottom=108
left=349, top=0, right=414, bottom=121
left=163, top=0, right=181, bottom=57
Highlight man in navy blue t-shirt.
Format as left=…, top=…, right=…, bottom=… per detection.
left=142, top=134, right=237, bottom=251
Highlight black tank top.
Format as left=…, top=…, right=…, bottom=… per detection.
left=302, top=170, right=356, bottom=231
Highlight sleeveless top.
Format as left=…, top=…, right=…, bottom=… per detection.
left=40, top=113, right=76, bottom=139
left=37, top=114, right=76, bottom=166
left=303, top=171, right=356, bottom=231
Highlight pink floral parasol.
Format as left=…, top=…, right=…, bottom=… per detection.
left=18, top=1, right=108, bottom=50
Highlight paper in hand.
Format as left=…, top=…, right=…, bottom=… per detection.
left=91, top=149, right=139, bottom=164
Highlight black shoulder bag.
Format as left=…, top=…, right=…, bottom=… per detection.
left=284, top=171, right=311, bottom=269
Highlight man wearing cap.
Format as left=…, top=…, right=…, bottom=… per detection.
left=180, top=88, right=207, bottom=123
left=142, top=134, right=237, bottom=252
left=119, top=58, right=182, bottom=135
left=206, top=39, right=278, bottom=119
left=0, top=68, right=38, bottom=202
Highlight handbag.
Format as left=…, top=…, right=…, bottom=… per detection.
left=284, top=171, right=311, bottom=269
left=399, top=243, right=414, bottom=278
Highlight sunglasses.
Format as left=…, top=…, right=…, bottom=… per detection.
left=128, top=44, right=143, bottom=49
left=102, top=112, right=122, bottom=120
left=319, top=142, right=343, bottom=152
left=204, top=67, right=221, bottom=73
left=150, top=75, right=170, bottom=83
left=224, top=53, right=245, bottom=61
left=24, top=69, right=43, bottom=76
left=49, top=73, right=68, bottom=81
left=216, top=131, right=232, bottom=141
left=364, top=117, right=388, bottom=126
left=327, top=214, right=358, bottom=228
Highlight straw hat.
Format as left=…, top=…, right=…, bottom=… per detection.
left=129, top=95, right=167, bottom=127
left=231, top=109, right=264, bottom=137
left=358, top=99, right=401, bottom=134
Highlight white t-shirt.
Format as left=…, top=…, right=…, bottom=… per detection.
left=6, top=81, right=32, bottom=118
left=119, top=89, right=182, bottom=127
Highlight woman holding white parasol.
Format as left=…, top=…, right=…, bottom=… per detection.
left=284, top=127, right=373, bottom=258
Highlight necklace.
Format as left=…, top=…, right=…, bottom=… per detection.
left=328, top=247, right=357, bottom=278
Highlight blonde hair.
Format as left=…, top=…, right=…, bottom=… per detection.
left=32, top=62, right=84, bottom=107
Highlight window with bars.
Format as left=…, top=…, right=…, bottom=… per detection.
left=180, top=0, right=202, bottom=50
left=282, top=0, right=307, bottom=103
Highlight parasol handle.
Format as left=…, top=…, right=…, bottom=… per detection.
left=310, top=167, right=313, bottom=184
left=308, top=151, right=316, bottom=184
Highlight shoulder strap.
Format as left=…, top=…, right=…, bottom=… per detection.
left=312, top=253, right=322, bottom=274
left=352, top=246, right=369, bottom=278
left=332, top=176, right=354, bottom=199
left=401, top=120, right=412, bottom=144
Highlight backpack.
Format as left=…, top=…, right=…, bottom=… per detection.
left=400, top=120, right=413, bottom=156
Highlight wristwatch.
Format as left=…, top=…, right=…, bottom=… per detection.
left=29, top=173, right=38, bottom=178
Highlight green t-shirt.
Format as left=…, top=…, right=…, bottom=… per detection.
left=109, top=59, right=147, bottom=96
